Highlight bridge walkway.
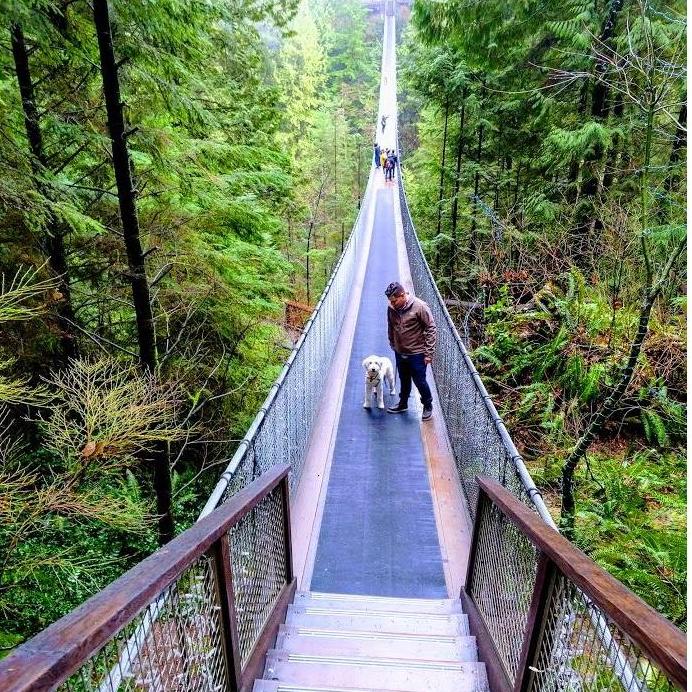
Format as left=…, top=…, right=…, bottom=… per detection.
left=290, top=6, right=471, bottom=601
left=252, top=5, right=484, bottom=688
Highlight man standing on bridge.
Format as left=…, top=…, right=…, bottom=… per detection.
left=384, top=281, right=436, bottom=420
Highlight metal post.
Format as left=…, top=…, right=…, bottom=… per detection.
left=280, top=475, right=294, bottom=583
left=212, top=536, right=243, bottom=692
left=515, top=554, right=558, bottom=692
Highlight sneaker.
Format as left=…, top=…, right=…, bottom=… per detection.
left=422, top=404, right=433, bottom=421
left=387, top=402, right=408, bottom=414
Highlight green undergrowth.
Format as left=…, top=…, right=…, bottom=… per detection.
left=528, top=447, right=686, bottom=628
left=471, top=280, right=686, bottom=626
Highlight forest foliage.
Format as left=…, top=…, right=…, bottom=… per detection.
left=398, top=0, right=686, bottom=625
left=0, top=0, right=685, bottom=652
left=0, top=0, right=379, bottom=646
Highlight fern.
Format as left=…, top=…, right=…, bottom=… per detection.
left=541, top=122, right=615, bottom=167
left=474, top=346, right=505, bottom=369
left=580, top=363, right=605, bottom=403
left=523, top=191, right=559, bottom=222
left=641, top=409, right=668, bottom=447
left=561, top=353, right=585, bottom=398
left=534, top=327, right=569, bottom=379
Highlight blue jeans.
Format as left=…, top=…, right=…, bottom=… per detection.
left=395, top=352, right=432, bottom=407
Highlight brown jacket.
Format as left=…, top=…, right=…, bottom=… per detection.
left=387, top=296, right=437, bottom=360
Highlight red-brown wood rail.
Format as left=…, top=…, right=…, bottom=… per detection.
left=462, top=476, right=686, bottom=692
left=0, top=463, right=296, bottom=692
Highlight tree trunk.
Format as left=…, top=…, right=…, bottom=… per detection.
left=93, top=0, right=173, bottom=545
left=305, top=179, right=327, bottom=305
left=434, top=100, right=449, bottom=271
left=513, top=164, right=520, bottom=207
left=494, top=121, right=503, bottom=216
left=45, top=0, right=70, bottom=35
left=449, top=92, right=466, bottom=277
left=591, top=0, right=625, bottom=119
left=602, top=95, right=624, bottom=190
left=469, top=121, right=484, bottom=262
left=560, top=237, right=686, bottom=539
left=573, top=0, right=626, bottom=259
left=11, top=24, right=43, bottom=163
left=11, top=22, right=77, bottom=361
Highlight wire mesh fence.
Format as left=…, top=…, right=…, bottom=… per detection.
left=395, top=161, right=553, bottom=526
left=470, top=501, right=539, bottom=681
left=531, top=577, right=680, bottom=692
left=41, top=469, right=293, bottom=692
left=62, top=555, right=227, bottom=692
left=229, top=482, right=288, bottom=665
left=201, top=171, right=376, bottom=517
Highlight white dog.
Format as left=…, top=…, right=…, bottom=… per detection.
left=362, top=355, right=396, bottom=409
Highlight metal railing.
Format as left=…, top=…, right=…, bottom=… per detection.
left=464, top=477, right=686, bottom=692
left=200, top=170, right=376, bottom=518
left=0, top=465, right=296, bottom=692
left=395, top=158, right=554, bottom=527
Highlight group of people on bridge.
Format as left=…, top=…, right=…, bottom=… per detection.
left=373, top=142, right=398, bottom=181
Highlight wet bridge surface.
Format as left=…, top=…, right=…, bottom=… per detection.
left=310, top=186, right=447, bottom=598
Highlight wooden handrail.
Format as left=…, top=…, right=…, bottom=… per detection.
left=0, top=463, right=291, bottom=692
left=477, top=476, right=687, bottom=691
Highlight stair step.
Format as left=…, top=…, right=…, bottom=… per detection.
left=276, top=625, right=477, bottom=661
left=286, top=605, right=469, bottom=636
left=294, top=591, right=462, bottom=614
left=254, top=683, right=417, bottom=692
left=263, top=651, right=489, bottom=691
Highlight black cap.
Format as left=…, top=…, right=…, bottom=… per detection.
left=385, top=281, right=405, bottom=298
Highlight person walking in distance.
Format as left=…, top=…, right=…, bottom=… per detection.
left=386, top=149, right=398, bottom=181
left=381, top=114, right=388, bottom=133
left=384, top=282, right=436, bottom=420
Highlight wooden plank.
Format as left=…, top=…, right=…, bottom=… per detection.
left=478, top=476, right=687, bottom=691
left=514, top=554, right=557, bottom=692
left=0, top=464, right=291, bottom=692
left=240, top=579, right=297, bottom=692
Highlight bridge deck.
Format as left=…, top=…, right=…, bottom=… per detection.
left=309, top=185, right=447, bottom=597
left=290, top=6, right=472, bottom=600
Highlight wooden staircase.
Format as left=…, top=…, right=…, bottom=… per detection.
left=253, top=591, right=488, bottom=691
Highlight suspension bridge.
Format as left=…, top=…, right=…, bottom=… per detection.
left=0, top=3, right=685, bottom=692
